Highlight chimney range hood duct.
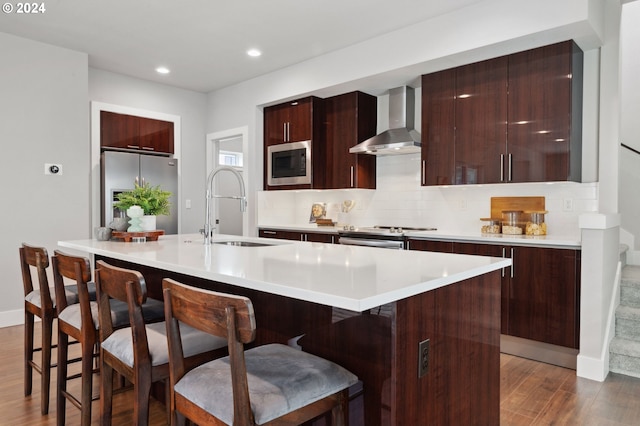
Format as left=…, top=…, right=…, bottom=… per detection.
left=350, top=86, right=421, bottom=155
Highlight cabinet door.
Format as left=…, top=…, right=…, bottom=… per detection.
left=101, top=111, right=139, bottom=149
left=508, top=246, right=579, bottom=348
left=454, top=242, right=509, bottom=333
left=422, top=69, right=456, bottom=186
left=455, top=57, right=508, bottom=184
left=264, top=104, right=289, bottom=146
left=507, top=41, right=580, bottom=182
left=139, top=117, right=174, bottom=154
left=288, top=98, right=313, bottom=142
left=407, top=239, right=453, bottom=253
left=259, top=229, right=304, bottom=241
left=306, top=232, right=335, bottom=244
left=324, top=92, right=377, bottom=189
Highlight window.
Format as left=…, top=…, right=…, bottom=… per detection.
left=219, top=150, right=243, bottom=167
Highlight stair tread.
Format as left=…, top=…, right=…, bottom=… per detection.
left=610, top=337, right=640, bottom=357
left=622, top=265, right=640, bottom=288
left=617, top=304, right=640, bottom=319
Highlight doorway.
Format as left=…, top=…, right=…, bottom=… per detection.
left=206, top=127, right=248, bottom=236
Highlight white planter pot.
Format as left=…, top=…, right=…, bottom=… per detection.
left=139, top=215, right=156, bottom=231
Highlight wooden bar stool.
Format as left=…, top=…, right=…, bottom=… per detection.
left=19, top=243, right=86, bottom=415
left=52, top=251, right=97, bottom=426
left=53, top=250, right=167, bottom=426
left=95, top=260, right=228, bottom=426
left=162, top=278, right=358, bottom=426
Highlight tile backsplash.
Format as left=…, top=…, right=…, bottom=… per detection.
left=257, top=153, right=598, bottom=239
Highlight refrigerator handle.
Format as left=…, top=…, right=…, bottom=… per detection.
left=135, top=176, right=139, bottom=186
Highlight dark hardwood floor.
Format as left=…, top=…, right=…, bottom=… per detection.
left=3, top=322, right=640, bottom=425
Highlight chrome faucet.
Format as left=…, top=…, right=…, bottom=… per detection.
left=202, top=166, right=247, bottom=245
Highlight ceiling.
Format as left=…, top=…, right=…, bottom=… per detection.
left=0, top=0, right=484, bottom=93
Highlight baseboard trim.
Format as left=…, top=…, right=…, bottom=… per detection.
left=501, top=334, right=578, bottom=370
left=577, top=354, right=609, bottom=382
left=0, top=309, right=24, bottom=329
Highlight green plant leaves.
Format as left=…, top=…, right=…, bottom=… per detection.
left=114, top=182, right=171, bottom=216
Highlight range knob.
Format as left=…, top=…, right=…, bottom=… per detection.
left=398, top=227, right=403, bottom=233
left=390, top=227, right=396, bottom=233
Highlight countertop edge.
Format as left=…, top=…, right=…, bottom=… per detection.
left=59, top=234, right=512, bottom=312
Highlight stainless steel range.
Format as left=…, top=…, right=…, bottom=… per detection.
left=337, top=225, right=437, bottom=249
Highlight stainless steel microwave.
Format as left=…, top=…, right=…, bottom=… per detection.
left=267, top=140, right=311, bottom=186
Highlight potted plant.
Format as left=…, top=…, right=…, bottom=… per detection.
left=114, top=182, right=172, bottom=231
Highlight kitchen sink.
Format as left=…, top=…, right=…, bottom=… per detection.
left=213, top=240, right=275, bottom=247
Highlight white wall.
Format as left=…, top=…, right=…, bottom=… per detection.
left=619, top=1, right=640, bottom=250
left=0, top=33, right=89, bottom=326
left=89, top=68, right=208, bottom=234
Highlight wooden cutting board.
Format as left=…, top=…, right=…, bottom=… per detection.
left=490, top=196, right=545, bottom=219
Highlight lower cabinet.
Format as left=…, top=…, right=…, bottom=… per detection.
left=259, top=228, right=336, bottom=244
left=407, top=238, right=580, bottom=349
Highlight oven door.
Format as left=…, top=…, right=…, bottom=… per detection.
left=267, top=140, right=311, bottom=186
left=338, top=237, right=404, bottom=250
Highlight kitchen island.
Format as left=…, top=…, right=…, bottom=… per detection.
left=60, top=233, right=511, bottom=425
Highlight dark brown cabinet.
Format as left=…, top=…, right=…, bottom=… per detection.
left=100, top=111, right=174, bottom=154
left=421, top=40, right=582, bottom=186
left=454, top=57, right=508, bottom=185
left=259, top=228, right=336, bottom=244
left=407, top=238, right=580, bottom=349
left=421, top=68, right=456, bottom=185
left=324, top=91, right=377, bottom=189
left=264, top=97, right=323, bottom=146
left=507, top=41, right=583, bottom=182
left=263, top=97, right=325, bottom=190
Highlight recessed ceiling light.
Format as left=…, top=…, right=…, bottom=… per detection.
left=247, top=49, right=262, bottom=57
left=156, top=66, right=170, bottom=74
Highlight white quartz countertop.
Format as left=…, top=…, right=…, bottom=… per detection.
left=258, top=225, right=581, bottom=248
left=59, top=233, right=511, bottom=312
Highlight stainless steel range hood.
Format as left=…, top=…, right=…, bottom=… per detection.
left=350, top=86, right=421, bottom=155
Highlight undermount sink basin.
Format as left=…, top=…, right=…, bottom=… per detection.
left=213, top=240, right=275, bottom=247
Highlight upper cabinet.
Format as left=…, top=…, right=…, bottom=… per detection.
left=100, top=111, right=174, bottom=155
left=421, top=40, right=583, bottom=186
left=507, top=41, right=583, bottom=182
left=324, top=91, right=377, bottom=189
left=263, top=97, right=325, bottom=190
left=264, top=97, right=321, bottom=146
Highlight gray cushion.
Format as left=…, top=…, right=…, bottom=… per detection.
left=25, top=285, right=79, bottom=309
left=57, top=296, right=162, bottom=331
left=25, top=283, right=97, bottom=310
left=102, top=321, right=227, bottom=368
left=174, top=343, right=358, bottom=425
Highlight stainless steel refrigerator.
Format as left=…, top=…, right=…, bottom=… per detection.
left=101, top=151, right=178, bottom=234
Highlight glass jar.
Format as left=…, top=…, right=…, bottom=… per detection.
left=525, top=211, right=547, bottom=235
left=481, top=218, right=502, bottom=234
left=501, top=210, right=524, bottom=235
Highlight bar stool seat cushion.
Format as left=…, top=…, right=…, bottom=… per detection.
left=102, top=321, right=227, bottom=368
left=25, top=282, right=97, bottom=309
left=174, top=343, right=358, bottom=425
left=58, top=297, right=164, bottom=331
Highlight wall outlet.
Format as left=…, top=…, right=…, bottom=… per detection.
left=44, top=163, right=63, bottom=175
left=458, top=199, right=467, bottom=210
left=185, top=199, right=192, bottom=209
left=563, top=198, right=574, bottom=211
left=418, top=339, right=430, bottom=378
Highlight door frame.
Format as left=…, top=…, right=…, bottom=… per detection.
left=206, top=126, right=249, bottom=236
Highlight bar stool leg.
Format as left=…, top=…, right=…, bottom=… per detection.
left=100, top=361, right=114, bottom=426
left=79, top=341, right=95, bottom=426
left=41, top=314, right=54, bottom=415
left=24, top=311, right=34, bottom=397
left=57, top=332, right=69, bottom=426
